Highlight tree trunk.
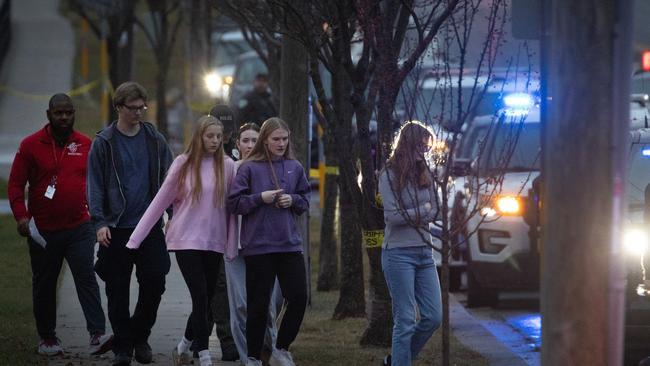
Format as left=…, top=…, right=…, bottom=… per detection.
left=185, top=0, right=209, bottom=114
left=541, top=0, right=630, bottom=365
left=156, top=69, right=169, bottom=137
left=330, top=56, right=365, bottom=319
left=280, top=36, right=308, bottom=166
left=358, top=82, right=397, bottom=347
left=317, top=136, right=339, bottom=291
left=279, top=35, right=311, bottom=302
left=106, top=1, right=135, bottom=123
left=333, top=176, right=366, bottom=319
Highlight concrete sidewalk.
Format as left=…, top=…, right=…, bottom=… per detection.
left=0, top=0, right=74, bottom=179
left=449, top=294, right=528, bottom=366
left=50, top=247, right=238, bottom=366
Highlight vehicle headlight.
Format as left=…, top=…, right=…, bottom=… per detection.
left=204, top=72, right=223, bottom=95
left=479, top=195, right=521, bottom=217
left=224, top=75, right=234, bottom=85
left=496, top=196, right=520, bottom=214
left=623, top=228, right=648, bottom=257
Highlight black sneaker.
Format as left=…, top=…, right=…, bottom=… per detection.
left=221, top=344, right=239, bottom=361
left=134, top=342, right=152, bottom=364
left=382, top=354, right=392, bottom=366
left=112, top=352, right=132, bottom=366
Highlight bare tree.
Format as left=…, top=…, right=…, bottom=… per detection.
left=135, top=0, right=183, bottom=137
left=68, top=0, right=136, bottom=122
left=183, top=0, right=211, bottom=119
left=389, top=3, right=544, bottom=364
left=212, top=0, right=367, bottom=317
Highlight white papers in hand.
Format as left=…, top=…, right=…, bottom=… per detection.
left=29, top=218, right=47, bottom=248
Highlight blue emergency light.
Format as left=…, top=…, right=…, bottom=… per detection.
left=503, top=93, right=533, bottom=109
left=642, top=148, right=650, bottom=157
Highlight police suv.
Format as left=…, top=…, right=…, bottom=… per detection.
left=450, top=93, right=541, bottom=307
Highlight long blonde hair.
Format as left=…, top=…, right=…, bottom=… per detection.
left=244, top=117, right=294, bottom=190
left=177, top=115, right=226, bottom=207
left=245, top=117, right=295, bottom=162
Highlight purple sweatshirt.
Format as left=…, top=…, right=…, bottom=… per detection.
left=227, top=158, right=310, bottom=256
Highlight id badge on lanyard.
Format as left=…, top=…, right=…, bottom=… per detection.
left=46, top=138, right=66, bottom=200
left=45, top=175, right=57, bottom=199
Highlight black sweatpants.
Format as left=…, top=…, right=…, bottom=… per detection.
left=245, top=252, right=307, bottom=359
left=175, top=250, right=222, bottom=351
left=95, top=226, right=170, bottom=355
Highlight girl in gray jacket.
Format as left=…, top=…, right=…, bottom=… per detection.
left=378, top=121, right=442, bottom=366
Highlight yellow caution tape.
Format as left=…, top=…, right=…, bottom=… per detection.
left=363, top=230, right=384, bottom=248
left=0, top=77, right=110, bottom=100
left=309, top=166, right=339, bottom=179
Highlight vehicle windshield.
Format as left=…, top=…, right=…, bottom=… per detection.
left=627, top=144, right=650, bottom=210
left=402, top=86, right=503, bottom=124
left=212, top=39, right=251, bottom=67
left=396, top=73, right=539, bottom=125
left=466, top=121, right=541, bottom=176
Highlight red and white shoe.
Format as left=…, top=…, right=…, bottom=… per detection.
left=89, top=332, right=113, bottom=355
left=38, top=338, right=64, bottom=356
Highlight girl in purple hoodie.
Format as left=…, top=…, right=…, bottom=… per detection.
left=227, top=117, right=310, bottom=366
left=127, top=116, right=237, bottom=366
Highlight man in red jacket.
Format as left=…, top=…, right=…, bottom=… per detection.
left=7, top=93, right=113, bottom=357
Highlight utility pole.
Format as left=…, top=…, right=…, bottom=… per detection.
left=541, top=1, right=634, bottom=365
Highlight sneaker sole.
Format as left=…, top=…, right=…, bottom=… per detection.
left=172, top=348, right=192, bottom=365
left=38, top=350, right=64, bottom=357
left=90, top=335, right=114, bottom=355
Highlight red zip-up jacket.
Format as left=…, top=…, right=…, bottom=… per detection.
left=8, top=125, right=91, bottom=231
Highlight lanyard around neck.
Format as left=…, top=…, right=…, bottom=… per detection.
left=49, top=132, right=68, bottom=175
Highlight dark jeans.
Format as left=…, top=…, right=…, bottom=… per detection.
left=245, top=252, right=307, bottom=358
left=175, top=250, right=222, bottom=351
left=95, top=226, right=170, bottom=355
left=29, top=221, right=105, bottom=339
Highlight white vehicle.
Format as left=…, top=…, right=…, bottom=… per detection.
left=204, top=30, right=253, bottom=101
left=452, top=93, right=541, bottom=307
left=453, top=93, right=650, bottom=309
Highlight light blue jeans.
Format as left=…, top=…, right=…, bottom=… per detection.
left=382, top=246, right=442, bottom=366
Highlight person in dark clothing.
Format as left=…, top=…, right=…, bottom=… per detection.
left=210, top=104, right=238, bottom=160
left=87, top=82, right=173, bottom=366
left=237, top=73, right=277, bottom=126
left=7, top=93, right=113, bottom=358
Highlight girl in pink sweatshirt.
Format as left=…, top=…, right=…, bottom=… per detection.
left=127, top=115, right=237, bottom=366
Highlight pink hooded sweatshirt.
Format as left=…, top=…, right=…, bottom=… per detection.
left=127, top=154, right=238, bottom=260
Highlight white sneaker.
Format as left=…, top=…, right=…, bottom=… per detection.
left=89, top=332, right=113, bottom=355
left=38, top=338, right=64, bottom=356
left=245, top=357, right=263, bottom=366
left=269, top=348, right=295, bottom=366
left=198, top=349, right=212, bottom=366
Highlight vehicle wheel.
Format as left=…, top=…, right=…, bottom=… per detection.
left=467, top=270, right=498, bottom=308
left=449, top=267, right=462, bottom=292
